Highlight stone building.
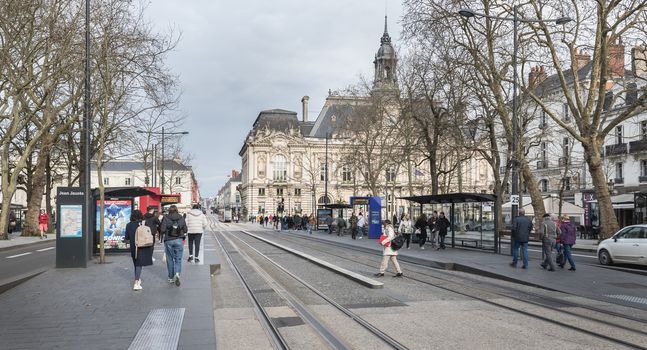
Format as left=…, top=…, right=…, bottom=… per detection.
left=238, top=18, right=495, bottom=219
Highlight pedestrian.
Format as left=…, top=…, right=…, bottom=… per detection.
left=8, top=211, right=16, bottom=235
left=337, top=216, right=346, bottom=236
left=264, top=216, right=269, bottom=227
left=307, top=213, right=315, bottom=234
left=399, top=213, right=413, bottom=249
left=375, top=219, right=403, bottom=278
left=38, top=209, right=49, bottom=239
left=357, top=212, right=366, bottom=239
left=326, top=215, right=333, bottom=234
left=160, top=205, right=188, bottom=286
left=559, top=215, right=577, bottom=271
left=435, top=212, right=450, bottom=250
left=414, top=213, right=428, bottom=249
left=124, top=210, right=153, bottom=291
left=540, top=213, right=559, bottom=271
left=144, top=207, right=160, bottom=243
left=428, top=211, right=438, bottom=248
left=186, top=204, right=208, bottom=263
left=273, top=215, right=279, bottom=230
left=509, top=208, right=532, bottom=269
left=350, top=212, right=358, bottom=239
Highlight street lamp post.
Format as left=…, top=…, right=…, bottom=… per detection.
left=136, top=128, right=189, bottom=194
left=458, top=7, right=571, bottom=226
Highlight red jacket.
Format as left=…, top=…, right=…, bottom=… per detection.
left=39, top=213, right=49, bottom=225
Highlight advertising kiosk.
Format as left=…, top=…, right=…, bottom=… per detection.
left=350, top=196, right=382, bottom=239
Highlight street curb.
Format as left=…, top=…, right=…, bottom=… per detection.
left=0, top=268, right=48, bottom=295
left=241, top=230, right=384, bottom=289
left=279, top=230, right=559, bottom=291
left=0, top=239, right=56, bottom=252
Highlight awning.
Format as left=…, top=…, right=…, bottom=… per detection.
left=93, top=187, right=158, bottom=198
left=399, top=193, right=496, bottom=204
left=613, top=203, right=634, bottom=209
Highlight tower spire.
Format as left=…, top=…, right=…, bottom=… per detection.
left=384, top=15, right=388, bottom=35
left=381, top=15, right=391, bottom=44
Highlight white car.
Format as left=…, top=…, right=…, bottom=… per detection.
left=597, top=225, right=647, bottom=266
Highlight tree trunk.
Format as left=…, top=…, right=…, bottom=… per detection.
left=519, top=158, right=545, bottom=231
left=583, top=140, right=618, bottom=239
left=45, top=153, right=53, bottom=231
left=23, top=136, right=54, bottom=236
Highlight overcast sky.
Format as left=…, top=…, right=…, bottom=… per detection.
left=145, top=1, right=404, bottom=197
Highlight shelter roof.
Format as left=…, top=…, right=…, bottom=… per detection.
left=399, top=193, right=496, bottom=204
left=93, top=187, right=158, bottom=198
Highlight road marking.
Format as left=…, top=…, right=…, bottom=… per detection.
left=6, top=252, right=32, bottom=259
left=36, top=247, right=55, bottom=252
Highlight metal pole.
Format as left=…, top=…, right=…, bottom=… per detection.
left=161, top=127, right=165, bottom=194
left=152, top=144, right=157, bottom=187
left=82, top=0, right=91, bottom=263
left=510, top=6, right=519, bottom=256
left=324, top=132, right=329, bottom=206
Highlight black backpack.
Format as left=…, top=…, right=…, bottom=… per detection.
left=390, top=235, right=405, bottom=251
left=166, top=218, right=183, bottom=238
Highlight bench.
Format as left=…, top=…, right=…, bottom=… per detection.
left=460, top=239, right=480, bottom=248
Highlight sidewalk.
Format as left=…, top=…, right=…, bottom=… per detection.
left=0, top=231, right=56, bottom=251
left=238, top=222, right=647, bottom=311
left=0, top=245, right=216, bottom=349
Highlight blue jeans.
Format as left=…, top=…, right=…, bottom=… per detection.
left=563, top=244, right=575, bottom=268
left=512, top=240, right=528, bottom=267
left=165, top=238, right=184, bottom=279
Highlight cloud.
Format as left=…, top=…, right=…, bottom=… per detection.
left=146, top=0, right=403, bottom=196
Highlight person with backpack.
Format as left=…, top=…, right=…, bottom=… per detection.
left=124, top=210, right=154, bottom=291
left=349, top=212, right=358, bottom=239
left=160, top=205, right=188, bottom=286
left=186, top=204, right=208, bottom=263
left=375, top=219, right=403, bottom=278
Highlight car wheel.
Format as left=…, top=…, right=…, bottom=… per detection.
left=598, top=250, right=613, bottom=265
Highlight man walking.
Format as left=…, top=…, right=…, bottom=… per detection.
left=350, top=212, right=358, bottom=239
left=160, top=205, right=188, bottom=286
left=540, top=213, right=559, bottom=271
left=510, top=208, right=532, bottom=269
left=186, top=204, right=208, bottom=263
left=357, top=212, right=366, bottom=239
left=435, top=212, right=450, bottom=250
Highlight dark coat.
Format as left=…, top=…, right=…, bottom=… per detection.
left=436, top=217, right=450, bottom=236
left=144, top=213, right=160, bottom=242
left=560, top=221, right=577, bottom=245
left=512, top=215, right=533, bottom=243
left=125, top=221, right=154, bottom=267
left=160, top=213, right=188, bottom=241
left=414, top=217, right=427, bottom=235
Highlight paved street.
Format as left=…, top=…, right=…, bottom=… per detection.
left=2, top=217, right=647, bottom=349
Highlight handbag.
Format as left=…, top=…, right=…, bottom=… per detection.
left=378, top=234, right=391, bottom=247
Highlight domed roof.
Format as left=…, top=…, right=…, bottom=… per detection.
left=377, top=43, right=395, bottom=58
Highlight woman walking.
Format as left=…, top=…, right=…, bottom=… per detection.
left=398, top=213, right=414, bottom=249
left=414, top=213, right=428, bottom=249
left=124, top=210, right=153, bottom=291
left=375, top=220, right=403, bottom=277
left=559, top=215, right=577, bottom=271
left=38, top=209, right=49, bottom=239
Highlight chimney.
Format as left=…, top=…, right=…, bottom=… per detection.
left=231, top=169, right=239, bottom=178
left=528, top=66, right=547, bottom=87
left=607, top=37, right=625, bottom=78
left=632, top=45, right=647, bottom=76
left=301, top=95, right=309, bottom=122
left=574, top=50, right=591, bottom=70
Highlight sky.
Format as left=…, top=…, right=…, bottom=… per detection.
left=145, top=0, right=404, bottom=197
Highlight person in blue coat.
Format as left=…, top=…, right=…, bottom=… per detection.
left=125, top=210, right=153, bottom=291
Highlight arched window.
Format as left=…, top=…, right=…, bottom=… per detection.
left=539, top=179, right=549, bottom=192
left=273, top=155, right=287, bottom=181
left=318, top=195, right=331, bottom=205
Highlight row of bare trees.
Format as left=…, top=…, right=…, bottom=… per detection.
left=0, top=0, right=184, bottom=240
left=396, top=0, right=647, bottom=238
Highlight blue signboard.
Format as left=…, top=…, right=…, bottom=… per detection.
left=350, top=196, right=382, bottom=239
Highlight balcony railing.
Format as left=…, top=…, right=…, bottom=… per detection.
left=537, top=160, right=548, bottom=169
left=614, top=177, right=624, bottom=184
left=605, top=143, right=627, bottom=156
left=630, top=140, right=647, bottom=153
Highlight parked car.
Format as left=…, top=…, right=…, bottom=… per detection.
left=597, top=225, right=647, bottom=266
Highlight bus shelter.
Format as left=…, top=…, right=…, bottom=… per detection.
left=399, top=193, right=499, bottom=253
left=316, top=203, right=352, bottom=231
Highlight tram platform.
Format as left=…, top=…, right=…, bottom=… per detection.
left=241, top=222, right=647, bottom=312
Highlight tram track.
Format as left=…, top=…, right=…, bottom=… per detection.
left=250, top=229, right=647, bottom=350
left=208, top=218, right=409, bottom=350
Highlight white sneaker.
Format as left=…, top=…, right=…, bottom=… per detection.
left=133, top=280, right=142, bottom=291
left=421, top=246, right=425, bottom=250
left=174, top=273, right=181, bottom=287
left=167, top=278, right=175, bottom=284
